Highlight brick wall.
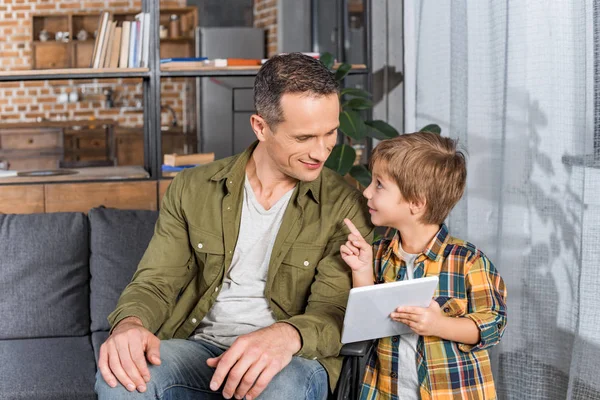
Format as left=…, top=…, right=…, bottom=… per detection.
left=253, top=0, right=277, bottom=57
left=0, top=0, right=187, bottom=127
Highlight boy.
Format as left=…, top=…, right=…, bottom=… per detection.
left=341, top=131, right=507, bottom=399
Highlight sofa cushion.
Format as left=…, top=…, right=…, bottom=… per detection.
left=89, top=207, right=158, bottom=332
left=0, top=212, right=90, bottom=339
left=0, top=336, right=97, bottom=400
left=92, top=330, right=110, bottom=363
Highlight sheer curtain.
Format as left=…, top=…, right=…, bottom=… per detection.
left=404, top=1, right=599, bottom=399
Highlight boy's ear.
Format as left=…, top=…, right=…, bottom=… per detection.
left=410, top=197, right=427, bottom=216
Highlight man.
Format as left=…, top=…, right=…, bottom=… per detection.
left=96, top=53, right=373, bottom=400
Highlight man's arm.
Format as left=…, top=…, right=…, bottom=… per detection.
left=108, top=170, right=195, bottom=333
left=99, top=171, right=196, bottom=392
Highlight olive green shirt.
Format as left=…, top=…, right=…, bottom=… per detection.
left=108, top=143, right=373, bottom=390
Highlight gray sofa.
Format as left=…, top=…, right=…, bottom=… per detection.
left=0, top=208, right=158, bottom=400
left=0, top=207, right=367, bottom=400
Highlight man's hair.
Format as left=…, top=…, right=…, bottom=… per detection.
left=254, top=53, right=339, bottom=129
left=370, top=131, right=467, bottom=225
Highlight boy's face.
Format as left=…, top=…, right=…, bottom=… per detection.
left=362, top=162, right=413, bottom=229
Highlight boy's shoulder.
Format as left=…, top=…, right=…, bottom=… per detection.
left=442, top=234, right=495, bottom=269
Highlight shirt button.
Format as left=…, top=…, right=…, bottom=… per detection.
left=391, top=372, right=398, bottom=379
left=197, top=243, right=203, bottom=249
left=229, top=250, right=233, bottom=254
left=229, top=181, right=233, bottom=184
left=443, top=307, right=450, bottom=313
left=191, top=318, right=197, bottom=323
left=392, top=336, right=398, bottom=342
left=312, top=357, right=317, bottom=360
left=215, top=287, right=219, bottom=292
left=303, top=260, right=310, bottom=266
left=227, top=206, right=231, bottom=210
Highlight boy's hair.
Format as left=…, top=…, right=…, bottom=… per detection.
left=370, top=131, right=467, bottom=225
left=254, top=53, right=339, bottom=130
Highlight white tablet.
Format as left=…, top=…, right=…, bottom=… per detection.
left=341, top=276, right=439, bottom=344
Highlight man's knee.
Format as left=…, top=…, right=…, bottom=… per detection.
left=259, top=357, right=328, bottom=400
left=95, top=369, right=156, bottom=399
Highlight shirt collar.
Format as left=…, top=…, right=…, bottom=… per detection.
left=388, top=224, right=450, bottom=262
left=210, top=141, right=321, bottom=204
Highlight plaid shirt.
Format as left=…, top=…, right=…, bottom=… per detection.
left=360, top=224, right=507, bottom=400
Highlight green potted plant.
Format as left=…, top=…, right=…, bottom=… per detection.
left=319, top=52, right=441, bottom=186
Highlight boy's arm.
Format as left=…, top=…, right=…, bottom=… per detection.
left=434, top=314, right=480, bottom=344
left=458, top=254, right=507, bottom=352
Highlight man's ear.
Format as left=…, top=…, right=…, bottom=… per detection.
left=250, top=114, right=268, bottom=141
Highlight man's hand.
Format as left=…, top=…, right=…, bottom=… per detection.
left=340, top=218, right=374, bottom=287
left=206, top=323, right=301, bottom=400
left=97, top=317, right=162, bottom=393
left=390, top=300, right=444, bottom=336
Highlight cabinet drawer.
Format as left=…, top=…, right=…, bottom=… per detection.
left=77, top=137, right=107, bottom=149
left=33, top=42, right=70, bottom=69
left=0, top=132, right=60, bottom=150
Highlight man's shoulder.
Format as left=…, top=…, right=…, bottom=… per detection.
left=176, top=154, right=239, bottom=186
left=319, top=167, right=365, bottom=201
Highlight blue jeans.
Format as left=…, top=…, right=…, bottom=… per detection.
left=95, top=339, right=328, bottom=400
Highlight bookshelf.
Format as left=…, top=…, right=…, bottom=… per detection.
left=0, top=0, right=372, bottom=186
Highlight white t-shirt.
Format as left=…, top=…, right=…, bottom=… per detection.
left=396, top=242, right=421, bottom=399
left=191, top=175, right=295, bottom=348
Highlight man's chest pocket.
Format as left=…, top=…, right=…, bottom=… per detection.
left=189, top=227, right=225, bottom=285
left=274, top=245, right=324, bottom=314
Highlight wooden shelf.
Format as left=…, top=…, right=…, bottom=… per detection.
left=0, top=68, right=149, bottom=82
left=0, top=166, right=149, bottom=184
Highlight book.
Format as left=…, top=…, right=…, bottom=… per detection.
left=89, top=12, right=103, bottom=68
left=99, top=20, right=116, bottom=68
left=163, top=153, right=215, bottom=167
left=91, top=12, right=110, bottom=68
left=128, top=20, right=138, bottom=68
left=225, top=58, right=262, bottom=66
left=108, top=26, right=122, bottom=68
left=139, top=13, right=150, bottom=68
left=160, top=57, right=208, bottom=63
left=118, top=21, right=130, bottom=68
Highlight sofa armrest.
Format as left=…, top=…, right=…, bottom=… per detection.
left=339, top=340, right=373, bottom=357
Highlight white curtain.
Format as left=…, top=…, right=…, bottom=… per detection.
left=404, top=1, right=599, bottom=399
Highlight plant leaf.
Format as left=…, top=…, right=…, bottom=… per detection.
left=340, top=87, right=370, bottom=98
left=365, top=120, right=400, bottom=139
left=339, top=110, right=366, bottom=140
left=419, top=124, right=442, bottom=135
left=349, top=164, right=372, bottom=187
left=320, top=52, right=335, bottom=70
left=343, top=98, right=373, bottom=110
left=325, top=144, right=356, bottom=175
left=334, top=63, right=352, bottom=81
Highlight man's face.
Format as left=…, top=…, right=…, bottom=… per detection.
left=258, top=92, right=340, bottom=182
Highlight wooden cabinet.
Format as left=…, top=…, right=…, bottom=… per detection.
left=31, top=8, right=198, bottom=69
left=0, top=127, right=63, bottom=170
left=0, top=180, right=158, bottom=214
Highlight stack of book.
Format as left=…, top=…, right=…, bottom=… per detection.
left=90, top=11, right=150, bottom=69
left=160, top=58, right=263, bottom=70
left=161, top=153, right=215, bottom=176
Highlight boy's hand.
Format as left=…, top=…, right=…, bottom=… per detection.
left=390, top=300, right=444, bottom=337
left=340, top=218, right=372, bottom=273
